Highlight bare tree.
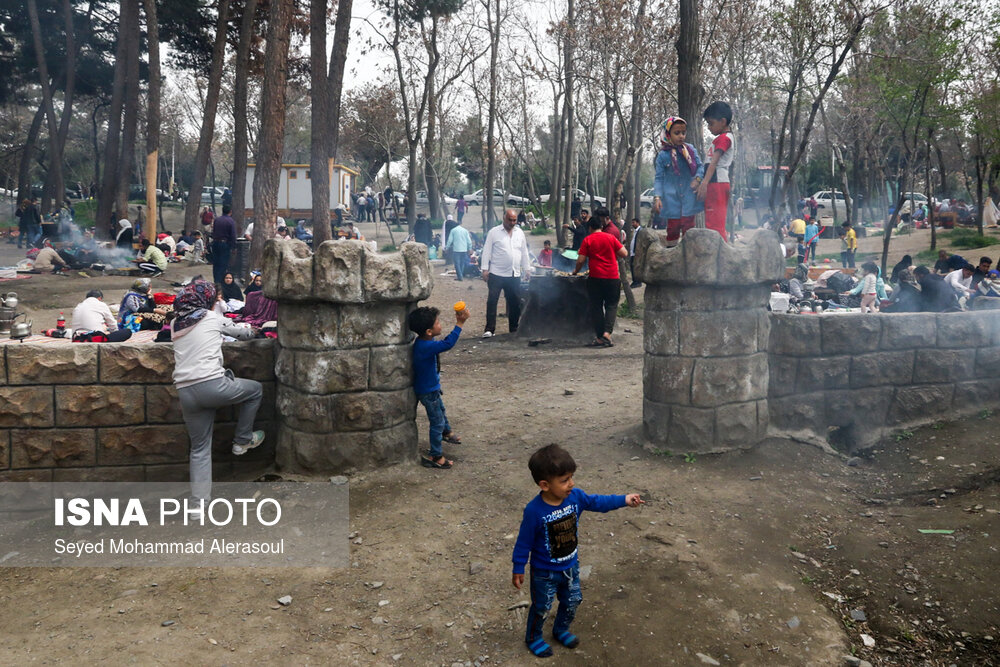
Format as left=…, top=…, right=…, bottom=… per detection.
left=249, top=0, right=294, bottom=270
left=311, top=0, right=332, bottom=243
left=143, top=0, right=161, bottom=238
left=231, top=0, right=260, bottom=235
left=96, top=0, right=130, bottom=235
left=182, top=0, right=232, bottom=232
left=116, top=0, right=141, bottom=224
left=27, top=0, right=65, bottom=215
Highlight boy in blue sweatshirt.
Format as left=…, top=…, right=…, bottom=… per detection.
left=408, top=305, right=469, bottom=469
left=511, top=444, right=644, bottom=658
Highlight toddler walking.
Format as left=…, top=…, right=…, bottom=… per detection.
left=512, top=444, right=643, bottom=658
left=859, top=262, right=880, bottom=313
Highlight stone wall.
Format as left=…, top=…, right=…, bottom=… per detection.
left=263, top=239, right=431, bottom=475
left=769, top=310, right=1000, bottom=451
left=0, top=340, right=277, bottom=482
left=633, top=228, right=785, bottom=454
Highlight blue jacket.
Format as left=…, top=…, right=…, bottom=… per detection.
left=654, top=145, right=705, bottom=219
left=512, top=488, right=626, bottom=574
left=412, top=326, right=461, bottom=395
left=805, top=223, right=820, bottom=244
left=848, top=267, right=887, bottom=300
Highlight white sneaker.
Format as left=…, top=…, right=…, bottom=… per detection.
left=481, top=331, right=494, bottom=338
left=232, top=430, right=265, bottom=455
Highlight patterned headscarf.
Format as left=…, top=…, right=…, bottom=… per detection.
left=131, top=277, right=151, bottom=294
left=656, top=117, right=698, bottom=176
left=172, top=278, right=216, bottom=338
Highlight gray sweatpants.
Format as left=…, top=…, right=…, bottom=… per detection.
left=178, top=370, right=263, bottom=500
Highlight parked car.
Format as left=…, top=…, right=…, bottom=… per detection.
left=415, top=190, right=458, bottom=205
left=200, top=186, right=225, bottom=204
left=640, top=188, right=656, bottom=208
left=538, top=188, right=606, bottom=206
left=809, top=190, right=849, bottom=217
left=467, top=188, right=529, bottom=206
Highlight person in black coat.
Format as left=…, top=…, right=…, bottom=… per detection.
left=889, top=254, right=912, bottom=285
left=882, top=268, right=922, bottom=313
left=914, top=266, right=960, bottom=312
left=413, top=214, right=432, bottom=246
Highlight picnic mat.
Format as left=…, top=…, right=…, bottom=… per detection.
left=0, top=330, right=160, bottom=345
left=0, top=274, right=32, bottom=282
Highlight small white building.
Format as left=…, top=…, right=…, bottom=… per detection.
left=244, top=162, right=359, bottom=220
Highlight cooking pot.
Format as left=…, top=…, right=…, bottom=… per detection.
left=10, top=314, right=31, bottom=341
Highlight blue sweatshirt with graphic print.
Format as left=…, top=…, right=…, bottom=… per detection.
left=512, top=488, right=627, bottom=574
left=412, top=326, right=461, bottom=395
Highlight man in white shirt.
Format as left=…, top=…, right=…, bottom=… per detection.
left=480, top=209, right=532, bottom=337
left=945, top=264, right=975, bottom=307
left=71, top=290, right=132, bottom=342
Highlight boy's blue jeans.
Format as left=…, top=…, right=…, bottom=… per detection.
left=417, top=390, right=450, bottom=459
left=525, top=564, right=582, bottom=646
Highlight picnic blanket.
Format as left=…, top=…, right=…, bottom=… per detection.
left=0, top=330, right=160, bottom=345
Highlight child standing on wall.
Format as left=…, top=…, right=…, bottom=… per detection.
left=652, top=116, right=705, bottom=245
left=409, top=304, right=469, bottom=469
left=696, top=101, right=735, bottom=241
left=512, top=444, right=644, bottom=658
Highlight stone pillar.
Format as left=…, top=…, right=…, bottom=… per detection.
left=262, top=239, right=432, bottom=474
left=633, top=229, right=784, bottom=454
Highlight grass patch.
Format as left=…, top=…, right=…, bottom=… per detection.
left=379, top=244, right=396, bottom=253
left=941, top=228, right=1000, bottom=249
left=617, top=301, right=643, bottom=319
left=529, top=225, right=550, bottom=235
left=72, top=200, right=97, bottom=228
left=915, top=248, right=939, bottom=264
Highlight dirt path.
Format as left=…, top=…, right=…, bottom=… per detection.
left=1, top=229, right=998, bottom=665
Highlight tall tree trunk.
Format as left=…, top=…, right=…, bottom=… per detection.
left=143, top=0, right=160, bottom=238
left=424, top=74, right=441, bottom=221
left=560, top=0, right=576, bottom=231
left=550, top=96, right=565, bottom=243
left=115, top=0, right=141, bottom=223
left=18, top=104, right=46, bottom=205
left=96, top=0, right=130, bottom=236
left=676, top=0, right=702, bottom=149
left=182, top=0, right=231, bottom=232
left=484, top=0, right=501, bottom=229
left=310, top=0, right=332, bottom=244
left=326, top=0, right=354, bottom=162
left=55, top=0, right=80, bottom=204
left=249, top=0, right=294, bottom=270
left=27, top=0, right=65, bottom=215
left=231, top=0, right=258, bottom=235
left=926, top=133, right=936, bottom=250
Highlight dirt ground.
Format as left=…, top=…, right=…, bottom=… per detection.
left=0, top=214, right=998, bottom=665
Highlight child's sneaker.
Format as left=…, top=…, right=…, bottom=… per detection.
left=232, top=430, right=265, bottom=455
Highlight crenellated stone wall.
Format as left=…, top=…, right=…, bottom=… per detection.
left=769, top=310, right=1000, bottom=452
left=263, top=239, right=431, bottom=474
left=0, top=340, right=277, bottom=482
left=633, top=229, right=785, bottom=454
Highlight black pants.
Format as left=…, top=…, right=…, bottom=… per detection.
left=485, top=274, right=522, bottom=334
left=212, top=240, right=231, bottom=283
left=587, top=277, right=621, bottom=338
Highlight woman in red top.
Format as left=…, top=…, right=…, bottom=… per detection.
left=573, top=211, right=628, bottom=347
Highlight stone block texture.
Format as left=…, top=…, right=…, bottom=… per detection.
left=768, top=310, right=1000, bottom=452
left=0, top=339, right=277, bottom=481
left=640, top=230, right=782, bottom=454
left=267, top=241, right=431, bottom=474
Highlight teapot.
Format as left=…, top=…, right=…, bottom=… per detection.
left=10, top=314, right=31, bottom=341
left=3, top=292, right=17, bottom=309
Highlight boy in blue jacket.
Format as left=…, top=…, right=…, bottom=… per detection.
left=511, top=444, right=644, bottom=658
left=409, top=305, right=469, bottom=469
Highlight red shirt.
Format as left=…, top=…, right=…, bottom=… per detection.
left=538, top=248, right=553, bottom=267
left=578, top=231, right=623, bottom=279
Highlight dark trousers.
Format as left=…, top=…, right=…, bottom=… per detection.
left=485, top=274, right=522, bottom=334
left=587, top=277, right=620, bottom=338
left=212, top=240, right=230, bottom=283
left=841, top=249, right=856, bottom=268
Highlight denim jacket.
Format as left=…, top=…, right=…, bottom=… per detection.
left=654, top=145, right=706, bottom=220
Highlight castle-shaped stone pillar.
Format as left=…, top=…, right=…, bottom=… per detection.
left=633, top=229, right=784, bottom=454
left=262, top=239, right=432, bottom=473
